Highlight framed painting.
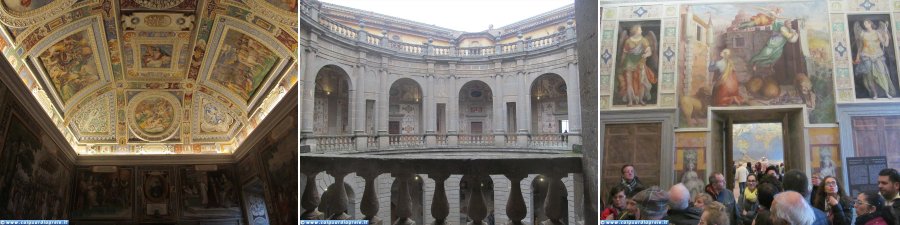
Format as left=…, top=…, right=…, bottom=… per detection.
left=179, top=165, right=241, bottom=218
left=71, top=167, right=134, bottom=219
left=848, top=14, right=900, bottom=100
left=137, top=167, right=174, bottom=219
left=613, top=20, right=660, bottom=107
left=0, top=111, right=70, bottom=219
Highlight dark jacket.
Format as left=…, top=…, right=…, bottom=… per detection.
left=666, top=207, right=702, bottom=225
left=707, top=186, right=741, bottom=225
left=891, top=198, right=900, bottom=225
left=812, top=197, right=851, bottom=225
left=754, top=209, right=772, bottom=225
left=739, top=191, right=759, bottom=225
left=617, top=177, right=645, bottom=198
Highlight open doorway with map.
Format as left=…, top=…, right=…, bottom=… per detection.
left=708, top=107, right=807, bottom=192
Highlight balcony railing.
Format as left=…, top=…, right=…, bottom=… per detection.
left=300, top=154, right=584, bottom=224
left=300, top=132, right=579, bottom=153
left=301, top=6, right=577, bottom=58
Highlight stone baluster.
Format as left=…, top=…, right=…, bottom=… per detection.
left=301, top=171, right=323, bottom=220
left=394, top=173, right=415, bottom=225
left=430, top=173, right=450, bottom=225
left=505, top=174, right=527, bottom=225
left=467, top=175, right=488, bottom=225
left=541, top=174, right=567, bottom=225
left=360, top=171, right=383, bottom=225
left=326, top=170, right=351, bottom=219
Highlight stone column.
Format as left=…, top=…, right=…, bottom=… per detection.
left=467, top=175, right=488, bottom=225
left=355, top=56, right=369, bottom=150
left=447, top=73, right=459, bottom=146
left=490, top=175, right=509, bottom=224
left=565, top=60, right=582, bottom=146
left=378, top=61, right=391, bottom=147
left=360, top=171, right=383, bottom=225
left=425, top=74, right=437, bottom=147
left=393, top=173, right=415, bottom=225
left=517, top=71, right=530, bottom=146
left=492, top=73, right=505, bottom=146
left=429, top=173, right=450, bottom=225
left=301, top=36, right=319, bottom=140
left=301, top=171, right=323, bottom=220
left=541, top=174, right=567, bottom=225
left=447, top=175, right=463, bottom=225
left=504, top=174, right=527, bottom=225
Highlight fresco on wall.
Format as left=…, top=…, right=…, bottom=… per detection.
left=37, top=30, right=100, bottom=104
left=613, top=20, right=660, bottom=107
left=848, top=14, right=900, bottom=100
left=675, top=132, right=707, bottom=198
left=180, top=166, right=241, bottom=218
left=139, top=44, right=174, bottom=69
left=2, top=0, right=53, bottom=12
left=809, top=127, right=841, bottom=183
left=678, top=2, right=836, bottom=127
left=71, top=168, right=133, bottom=219
left=260, top=143, right=298, bottom=225
left=241, top=177, right=270, bottom=225
left=0, top=113, right=69, bottom=219
left=732, top=123, right=784, bottom=165
left=210, top=30, right=279, bottom=102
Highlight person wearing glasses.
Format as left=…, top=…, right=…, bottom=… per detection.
left=739, top=174, right=760, bottom=225
left=698, top=201, right=730, bottom=225
left=811, top=176, right=851, bottom=225
left=852, top=191, right=897, bottom=225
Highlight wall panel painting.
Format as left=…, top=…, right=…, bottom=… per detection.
left=260, top=142, right=298, bottom=225
left=675, top=132, right=707, bottom=198
left=71, top=167, right=134, bottom=219
left=0, top=112, right=70, bottom=219
left=180, top=165, right=241, bottom=218
left=138, top=168, right=173, bottom=219
left=847, top=14, right=900, bottom=100
left=613, top=20, right=660, bottom=107
left=678, top=2, right=835, bottom=128
left=809, top=127, right=842, bottom=183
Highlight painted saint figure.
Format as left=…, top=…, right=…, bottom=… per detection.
left=853, top=19, right=896, bottom=99
left=616, top=24, right=658, bottom=106
left=709, top=49, right=743, bottom=106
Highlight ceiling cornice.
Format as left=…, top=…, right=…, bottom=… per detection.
left=232, top=84, right=298, bottom=161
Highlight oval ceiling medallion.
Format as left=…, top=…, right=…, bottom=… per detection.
left=133, top=0, right=185, bottom=9
left=127, top=92, right=182, bottom=141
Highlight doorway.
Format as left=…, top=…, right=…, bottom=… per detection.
left=708, top=107, right=807, bottom=190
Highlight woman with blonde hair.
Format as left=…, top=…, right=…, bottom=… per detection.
left=693, top=192, right=714, bottom=210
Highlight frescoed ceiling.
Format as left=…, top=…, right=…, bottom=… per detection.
left=0, top=0, right=298, bottom=155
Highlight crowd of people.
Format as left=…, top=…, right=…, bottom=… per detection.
left=601, top=164, right=900, bottom=225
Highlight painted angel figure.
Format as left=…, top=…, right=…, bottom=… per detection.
left=738, top=6, right=786, bottom=29
left=853, top=19, right=896, bottom=99
left=616, top=24, right=658, bottom=106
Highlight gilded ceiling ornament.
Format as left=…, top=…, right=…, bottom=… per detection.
left=0, top=0, right=77, bottom=28
left=132, top=0, right=185, bottom=9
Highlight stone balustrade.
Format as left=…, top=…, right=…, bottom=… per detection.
left=302, top=7, right=576, bottom=59
left=300, top=155, right=583, bottom=225
left=300, top=132, right=580, bottom=153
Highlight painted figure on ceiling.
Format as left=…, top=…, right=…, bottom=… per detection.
left=748, top=20, right=799, bottom=72
left=616, top=24, right=658, bottom=106
left=709, top=49, right=743, bottom=106
left=853, top=19, right=896, bottom=99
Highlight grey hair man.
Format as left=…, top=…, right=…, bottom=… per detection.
left=771, top=191, right=816, bottom=225
left=667, top=183, right=701, bottom=225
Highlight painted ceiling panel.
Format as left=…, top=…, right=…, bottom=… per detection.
left=0, top=0, right=298, bottom=155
